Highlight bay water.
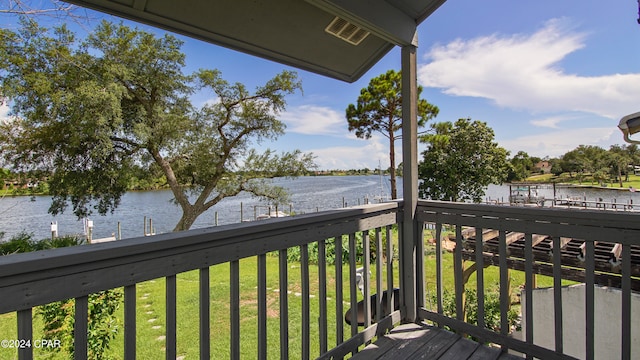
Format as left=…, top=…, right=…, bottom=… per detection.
left=0, top=175, right=397, bottom=241
left=1, top=176, right=639, bottom=242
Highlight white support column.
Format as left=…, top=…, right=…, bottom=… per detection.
left=400, top=41, right=418, bottom=322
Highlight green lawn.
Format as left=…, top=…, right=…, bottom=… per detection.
left=525, top=172, right=640, bottom=190
left=0, top=233, right=573, bottom=360
left=525, top=173, right=555, bottom=182
left=0, top=254, right=398, bottom=360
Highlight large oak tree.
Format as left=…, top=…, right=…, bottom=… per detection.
left=0, top=20, right=314, bottom=231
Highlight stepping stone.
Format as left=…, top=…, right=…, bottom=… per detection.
left=152, top=326, right=161, bottom=330
left=146, top=311, right=153, bottom=315
left=143, top=304, right=151, bottom=308
left=157, top=335, right=166, bottom=341
left=148, top=318, right=157, bottom=323
left=294, top=292, right=301, bottom=297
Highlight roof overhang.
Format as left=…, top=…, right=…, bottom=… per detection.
left=62, top=0, right=446, bottom=82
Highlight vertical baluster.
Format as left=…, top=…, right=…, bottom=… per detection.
left=454, top=224, right=464, bottom=321
left=230, top=260, right=240, bottom=360
left=397, top=224, right=405, bottom=313
left=585, top=241, right=595, bottom=360
left=318, top=239, right=328, bottom=354
left=279, top=249, right=289, bottom=360
left=375, top=228, right=383, bottom=322
left=498, top=229, right=509, bottom=352
left=622, top=243, right=631, bottom=360
left=166, top=275, right=177, bottom=360
left=348, top=233, right=358, bottom=349
left=335, top=236, right=344, bottom=346
left=124, top=285, right=136, bottom=359
left=17, top=308, right=32, bottom=360
left=475, top=227, right=485, bottom=330
left=301, top=244, right=310, bottom=360
left=416, top=223, right=425, bottom=310
left=199, top=268, right=210, bottom=360
left=74, top=296, right=88, bottom=360
left=258, top=254, right=267, bottom=360
left=435, top=221, right=443, bottom=318
left=525, top=233, right=533, bottom=360
left=552, top=236, right=563, bottom=355
left=363, top=231, right=371, bottom=330
left=385, top=226, right=394, bottom=318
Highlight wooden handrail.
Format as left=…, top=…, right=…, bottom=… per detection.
left=0, top=202, right=399, bottom=313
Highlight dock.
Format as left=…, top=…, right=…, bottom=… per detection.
left=486, top=183, right=639, bottom=212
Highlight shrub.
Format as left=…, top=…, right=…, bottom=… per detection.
left=284, top=226, right=398, bottom=265
left=433, top=286, right=521, bottom=338
left=1, top=233, right=122, bottom=359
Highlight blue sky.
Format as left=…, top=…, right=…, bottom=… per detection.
left=2, top=0, right=640, bottom=170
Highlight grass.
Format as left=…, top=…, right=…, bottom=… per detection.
left=0, top=253, right=398, bottom=360
left=525, top=172, right=640, bottom=190
left=525, top=173, right=555, bottom=182
left=0, top=232, right=574, bottom=359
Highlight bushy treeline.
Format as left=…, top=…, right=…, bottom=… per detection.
left=508, top=144, right=640, bottom=185
left=1, top=164, right=167, bottom=194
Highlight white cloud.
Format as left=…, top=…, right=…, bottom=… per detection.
left=308, top=135, right=394, bottom=170
left=0, top=103, right=10, bottom=120
left=280, top=105, right=347, bottom=136
left=419, top=18, right=640, bottom=119
left=0, top=103, right=15, bottom=124
left=498, top=127, right=617, bottom=158
left=202, top=97, right=220, bottom=107
left=530, top=115, right=576, bottom=129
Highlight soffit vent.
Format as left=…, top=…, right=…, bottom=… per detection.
left=324, top=16, right=370, bottom=46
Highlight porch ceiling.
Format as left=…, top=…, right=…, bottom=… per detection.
left=62, top=0, right=447, bottom=82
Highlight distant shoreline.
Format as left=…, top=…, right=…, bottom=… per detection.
left=557, top=183, right=637, bottom=192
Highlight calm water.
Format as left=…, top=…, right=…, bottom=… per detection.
left=484, top=183, right=640, bottom=205
left=2, top=177, right=639, bottom=242
left=0, top=175, right=398, bottom=241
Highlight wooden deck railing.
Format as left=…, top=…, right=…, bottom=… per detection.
left=416, top=200, right=637, bottom=360
left=0, top=202, right=401, bottom=360
left=2, top=200, right=638, bottom=359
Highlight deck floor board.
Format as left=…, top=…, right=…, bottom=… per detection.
left=354, top=323, right=522, bottom=360
left=351, top=323, right=440, bottom=359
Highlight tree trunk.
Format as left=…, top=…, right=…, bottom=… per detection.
left=149, top=148, right=202, bottom=232
left=619, top=168, right=624, bottom=188
left=174, top=207, right=199, bottom=232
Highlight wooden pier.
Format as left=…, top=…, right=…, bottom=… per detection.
left=551, top=197, right=636, bottom=211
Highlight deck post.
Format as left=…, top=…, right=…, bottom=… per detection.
left=400, top=38, right=419, bottom=323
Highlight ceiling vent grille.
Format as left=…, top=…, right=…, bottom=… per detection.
left=325, top=16, right=370, bottom=45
